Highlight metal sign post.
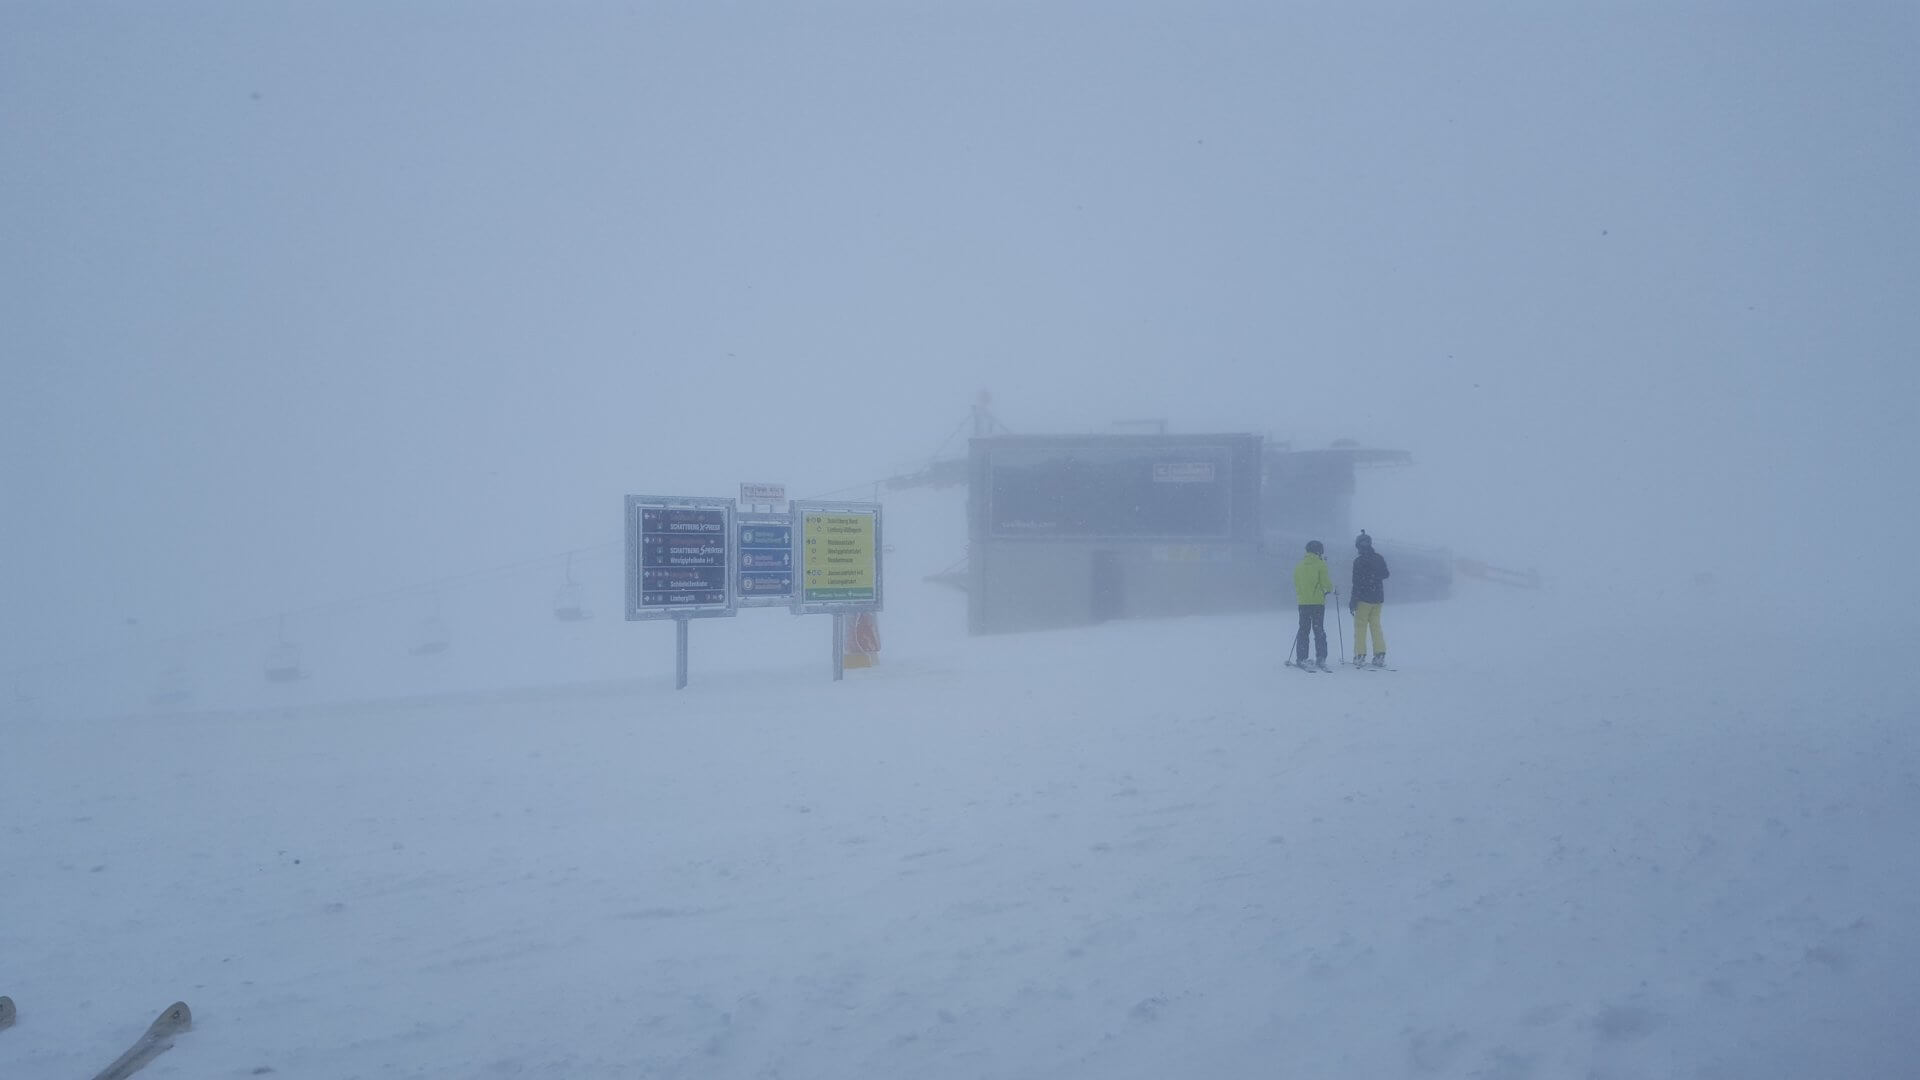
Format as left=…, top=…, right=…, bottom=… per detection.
left=625, top=495, right=738, bottom=689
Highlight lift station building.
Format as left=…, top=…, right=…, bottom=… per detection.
left=965, top=433, right=1451, bottom=634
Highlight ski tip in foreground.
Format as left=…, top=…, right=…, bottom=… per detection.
left=90, top=1003, right=193, bottom=1080
left=152, top=1002, right=191, bottom=1035
left=0, top=994, right=15, bottom=1029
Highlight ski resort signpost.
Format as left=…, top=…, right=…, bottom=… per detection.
left=736, top=514, right=795, bottom=607
left=625, top=495, right=736, bottom=689
left=791, top=500, right=884, bottom=681
left=623, top=492, right=880, bottom=686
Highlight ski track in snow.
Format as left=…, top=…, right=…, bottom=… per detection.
left=4, top=584, right=1918, bottom=1079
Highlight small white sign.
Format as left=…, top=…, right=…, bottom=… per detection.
left=739, top=482, right=787, bottom=504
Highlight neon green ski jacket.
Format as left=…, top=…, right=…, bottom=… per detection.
left=1293, top=553, right=1333, bottom=605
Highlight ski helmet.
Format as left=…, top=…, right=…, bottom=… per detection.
left=1305, top=540, right=1324, bottom=555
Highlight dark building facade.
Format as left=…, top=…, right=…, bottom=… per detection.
left=967, top=434, right=1450, bottom=634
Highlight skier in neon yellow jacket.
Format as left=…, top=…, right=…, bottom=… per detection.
left=1291, top=541, right=1334, bottom=670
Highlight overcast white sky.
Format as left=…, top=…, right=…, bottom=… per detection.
left=4, top=2, right=1916, bottom=669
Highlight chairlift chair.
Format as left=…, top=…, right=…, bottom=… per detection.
left=149, top=666, right=194, bottom=707
left=552, top=552, right=591, bottom=621
left=264, top=616, right=304, bottom=682
left=552, top=581, right=589, bottom=621
left=411, top=615, right=451, bottom=656
left=264, top=642, right=303, bottom=683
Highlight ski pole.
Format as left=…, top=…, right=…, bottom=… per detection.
left=1331, top=588, right=1346, bottom=661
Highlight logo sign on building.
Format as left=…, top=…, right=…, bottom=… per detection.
left=1152, top=462, right=1216, bottom=483
left=791, top=500, right=883, bottom=615
left=625, top=495, right=737, bottom=620
left=736, top=514, right=795, bottom=606
left=739, top=482, right=787, bottom=508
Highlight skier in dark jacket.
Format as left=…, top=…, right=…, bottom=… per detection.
left=1349, top=530, right=1390, bottom=666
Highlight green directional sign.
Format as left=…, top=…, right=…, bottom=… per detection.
left=791, top=501, right=883, bottom=615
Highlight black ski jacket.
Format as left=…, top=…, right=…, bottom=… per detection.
left=1350, top=550, right=1389, bottom=605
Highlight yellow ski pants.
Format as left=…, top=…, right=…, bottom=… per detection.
left=1352, top=602, right=1386, bottom=656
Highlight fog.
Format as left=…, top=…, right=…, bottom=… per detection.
left=6, top=7, right=1920, bottom=1075
left=6, top=4, right=1916, bottom=683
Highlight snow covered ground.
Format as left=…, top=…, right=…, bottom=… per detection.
left=7, top=569, right=1918, bottom=1079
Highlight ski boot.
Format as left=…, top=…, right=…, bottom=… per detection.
left=1370, top=653, right=1387, bottom=668
left=1315, top=658, right=1332, bottom=672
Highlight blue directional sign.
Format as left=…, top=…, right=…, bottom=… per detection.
left=625, top=496, right=737, bottom=620
left=737, top=515, right=795, bottom=606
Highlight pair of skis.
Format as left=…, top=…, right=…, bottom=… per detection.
left=1284, top=660, right=1399, bottom=673
left=0, top=996, right=192, bottom=1080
